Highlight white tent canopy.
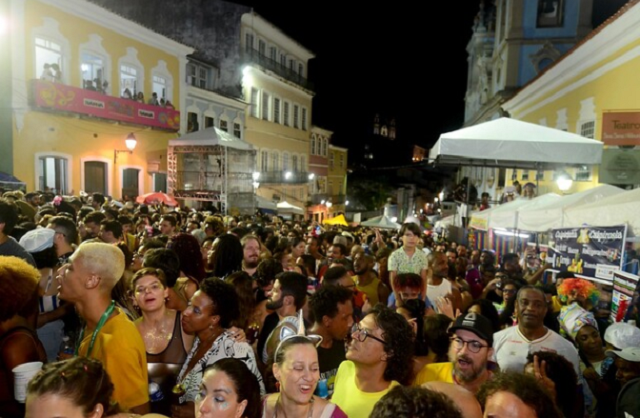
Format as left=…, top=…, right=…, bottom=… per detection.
left=277, top=201, right=304, bottom=215
left=435, top=215, right=456, bottom=230
left=469, top=194, right=560, bottom=231
left=361, top=215, right=401, bottom=230
left=256, top=195, right=277, bottom=211
left=429, top=118, right=603, bottom=169
left=488, top=193, right=561, bottom=230
left=168, top=127, right=254, bottom=151
left=564, top=188, right=640, bottom=234
left=517, top=184, right=624, bottom=232
left=469, top=198, right=533, bottom=231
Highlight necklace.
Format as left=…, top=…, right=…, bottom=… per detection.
left=142, top=311, right=173, bottom=353
left=275, top=394, right=314, bottom=418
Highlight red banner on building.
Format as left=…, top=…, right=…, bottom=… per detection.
left=32, top=80, right=180, bottom=131
left=602, top=112, right=640, bottom=146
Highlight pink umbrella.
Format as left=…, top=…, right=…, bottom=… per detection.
left=136, top=192, right=178, bottom=207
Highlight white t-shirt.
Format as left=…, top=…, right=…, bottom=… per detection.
left=427, top=279, right=452, bottom=308
left=492, top=326, right=581, bottom=377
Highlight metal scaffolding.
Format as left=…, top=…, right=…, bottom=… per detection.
left=167, top=128, right=256, bottom=215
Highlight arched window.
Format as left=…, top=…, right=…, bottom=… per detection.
left=33, top=18, right=70, bottom=84
left=79, top=34, right=111, bottom=94
left=118, top=47, right=144, bottom=97
left=271, top=151, right=280, bottom=171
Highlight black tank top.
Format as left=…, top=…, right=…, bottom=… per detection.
left=147, top=311, right=187, bottom=415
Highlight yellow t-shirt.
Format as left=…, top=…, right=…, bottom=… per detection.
left=332, top=360, right=399, bottom=418
left=551, top=295, right=563, bottom=313
left=413, top=362, right=454, bottom=386
left=354, top=275, right=381, bottom=306
left=78, top=309, right=149, bottom=411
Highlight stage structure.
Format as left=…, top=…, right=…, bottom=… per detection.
left=167, top=127, right=256, bottom=215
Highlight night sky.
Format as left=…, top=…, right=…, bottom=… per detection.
left=241, top=0, right=630, bottom=164
left=240, top=1, right=480, bottom=159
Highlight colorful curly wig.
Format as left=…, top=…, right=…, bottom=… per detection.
left=557, top=278, right=600, bottom=308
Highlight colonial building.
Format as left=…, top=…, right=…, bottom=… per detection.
left=461, top=0, right=594, bottom=201
left=3, top=0, right=192, bottom=197
left=87, top=0, right=315, bottom=209
left=241, top=12, right=314, bottom=209
left=307, top=126, right=331, bottom=222
left=327, top=144, right=348, bottom=216
left=502, top=0, right=640, bottom=193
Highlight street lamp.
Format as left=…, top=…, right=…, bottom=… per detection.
left=114, top=133, right=137, bottom=163
left=556, top=171, right=573, bottom=192
left=252, top=172, right=260, bottom=181
left=242, top=66, right=253, bottom=87
left=285, top=171, right=292, bottom=179
left=326, top=201, right=332, bottom=208
left=308, top=173, right=315, bottom=180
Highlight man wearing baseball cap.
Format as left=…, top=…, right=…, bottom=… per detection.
left=608, top=347, right=640, bottom=388
left=414, top=312, right=494, bottom=394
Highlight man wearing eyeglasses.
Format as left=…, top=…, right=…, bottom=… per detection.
left=414, top=312, right=495, bottom=394
left=47, top=216, right=78, bottom=265
left=332, top=304, right=414, bottom=418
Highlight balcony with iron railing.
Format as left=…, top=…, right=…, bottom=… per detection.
left=259, top=170, right=311, bottom=185
left=242, top=48, right=314, bottom=91
left=30, top=79, right=181, bottom=131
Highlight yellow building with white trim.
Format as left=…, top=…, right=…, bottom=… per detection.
left=502, top=1, right=640, bottom=194
left=4, top=0, right=192, bottom=197
left=240, top=12, right=314, bottom=209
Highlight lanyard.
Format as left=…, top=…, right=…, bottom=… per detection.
left=76, top=301, right=116, bottom=357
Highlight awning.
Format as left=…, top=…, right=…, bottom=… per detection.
left=277, top=201, right=304, bottom=215
left=517, top=184, right=624, bottom=232
left=323, top=214, right=348, bottom=226
left=256, top=195, right=278, bottom=213
left=469, top=193, right=560, bottom=231
left=169, top=127, right=254, bottom=151
left=429, top=118, right=603, bottom=170
left=361, top=215, right=401, bottom=230
left=564, top=188, right=640, bottom=235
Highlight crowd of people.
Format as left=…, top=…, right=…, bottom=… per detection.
left=1, top=189, right=639, bottom=418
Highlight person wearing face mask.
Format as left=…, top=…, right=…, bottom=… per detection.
left=262, top=335, right=347, bottom=418
left=388, top=223, right=428, bottom=304
left=195, top=358, right=262, bottom=418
